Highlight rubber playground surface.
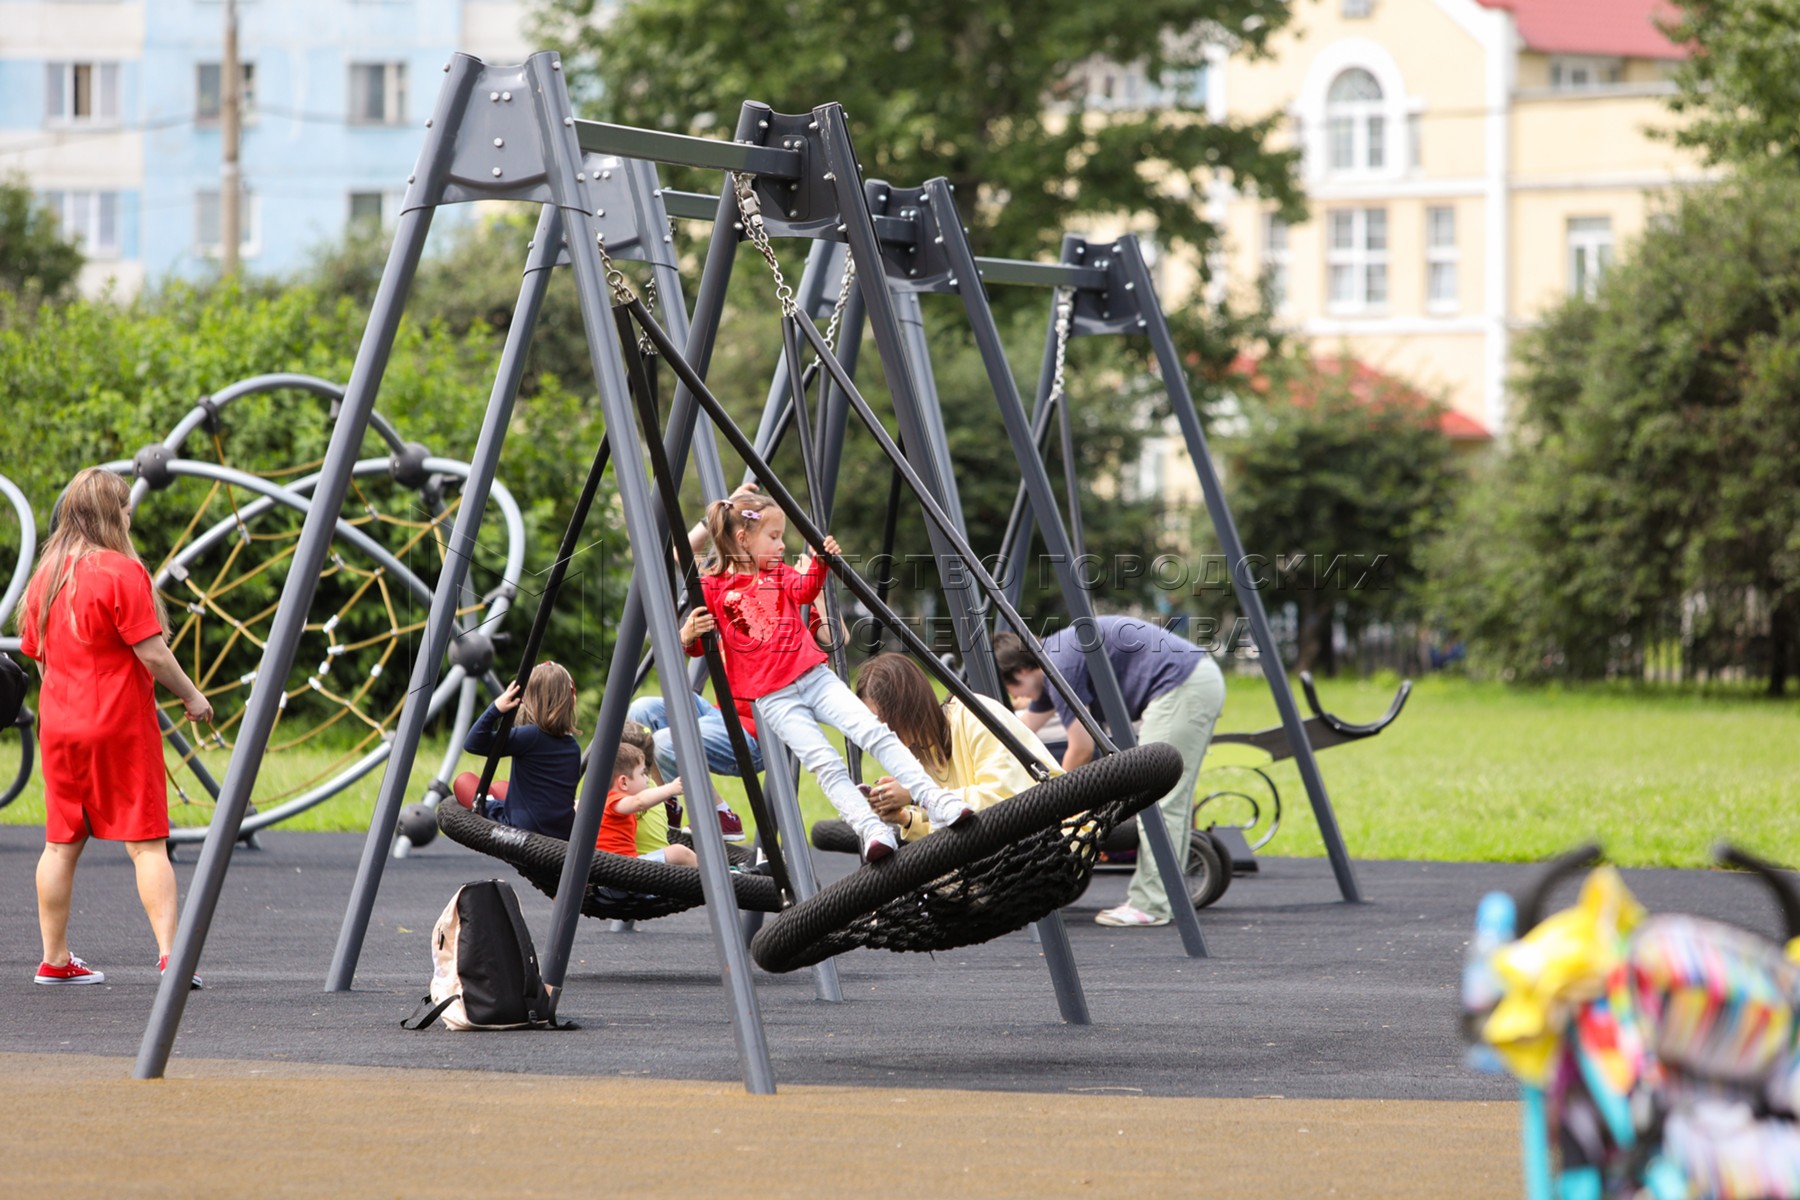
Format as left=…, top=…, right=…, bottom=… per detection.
left=0, top=826, right=1775, bottom=1196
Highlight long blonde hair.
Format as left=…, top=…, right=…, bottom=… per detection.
left=519, top=661, right=578, bottom=738
left=25, top=468, right=168, bottom=658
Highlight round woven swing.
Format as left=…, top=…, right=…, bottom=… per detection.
left=749, top=743, right=1183, bottom=973
left=436, top=799, right=783, bottom=923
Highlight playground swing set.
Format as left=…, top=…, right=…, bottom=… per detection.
left=94, top=51, right=1394, bottom=1095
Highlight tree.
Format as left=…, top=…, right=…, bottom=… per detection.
left=530, top=0, right=1303, bottom=263
left=1429, top=177, right=1800, bottom=693
left=1661, top=1, right=1800, bottom=175
left=0, top=175, right=83, bottom=303
left=1223, top=354, right=1460, bottom=675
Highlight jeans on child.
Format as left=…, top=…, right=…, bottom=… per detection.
left=628, top=690, right=764, bottom=780
left=752, top=664, right=955, bottom=840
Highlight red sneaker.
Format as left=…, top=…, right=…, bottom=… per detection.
left=158, top=954, right=203, bottom=990
left=717, top=808, right=745, bottom=842
left=34, top=956, right=104, bottom=985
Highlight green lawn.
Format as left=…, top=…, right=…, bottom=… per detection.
left=2, top=675, right=1794, bottom=868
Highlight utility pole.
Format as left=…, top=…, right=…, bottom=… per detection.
left=220, top=0, right=241, bottom=277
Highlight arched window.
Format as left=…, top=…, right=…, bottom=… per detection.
left=1325, top=68, right=1384, bottom=172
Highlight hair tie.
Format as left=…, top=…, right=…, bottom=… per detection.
left=739, top=509, right=762, bottom=521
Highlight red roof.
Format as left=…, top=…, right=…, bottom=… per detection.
left=1474, top=0, right=1686, bottom=60
left=1229, top=353, right=1492, bottom=441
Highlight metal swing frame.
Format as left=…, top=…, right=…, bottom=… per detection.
left=133, top=52, right=1361, bottom=1093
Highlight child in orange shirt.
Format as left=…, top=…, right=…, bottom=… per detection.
left=596, top=743, right=695, bottom=865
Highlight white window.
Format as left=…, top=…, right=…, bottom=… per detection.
left=1567, top=216, right=1614, bottom=298
left=197, top=62, right=256, bottom=122
left=1426, top=206, right=1458, bottom=312
left=1550, top=56, right=1624, bottom=91
left=1261, top=212, right=1290, bottom=309
left=195, top=189, right=261, bottom=257
left=348, top=190, right=402, bottom=229
left=41, top=190, right=119, bottom=256
left=1326, top=207, right=1388, bottom=312
left=45, top=62, right=120, bottom=125
left=349, top=62, right=408, bottom=124
left=1325, top=69, right=1384, bottom=173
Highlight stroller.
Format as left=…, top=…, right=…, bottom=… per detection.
left=1461, top=843, right=1800, bottom=1199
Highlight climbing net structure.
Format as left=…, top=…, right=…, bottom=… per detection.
left=108, top=374, right=525, bottom=841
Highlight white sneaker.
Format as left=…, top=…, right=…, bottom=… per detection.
left=860, top=824, right=899, bottom=864
left=1095, top=904, right=1168, bottom=928
left=920, top=792, right=975, bottom=830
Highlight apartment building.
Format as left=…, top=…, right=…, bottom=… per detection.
left=1209, top=0, right=1698, bottom=438
left=0, top=0, right=532, bottom=294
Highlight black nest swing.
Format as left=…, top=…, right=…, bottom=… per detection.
left=437, top=801, right=782, bottom=923
left=749, top=742, right=1182, bottom=972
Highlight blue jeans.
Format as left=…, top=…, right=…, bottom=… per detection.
left=628, top=690, right=764, bottom=781
left=752, top=664, right=956, bottom=840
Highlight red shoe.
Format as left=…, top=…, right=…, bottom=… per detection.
left=860, top=828, right=898, bottom=864
left=717, top=808, right=745, bottom=842
left=159, top=954, right=203, bottom=990
left=34, top=956, right=104, bottom=985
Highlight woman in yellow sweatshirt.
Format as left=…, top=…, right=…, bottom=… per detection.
left=852, top=653, right=1062, bottom=841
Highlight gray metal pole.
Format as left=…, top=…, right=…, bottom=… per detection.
left=883, top=282, right=1093, bottom=1020
left=924, top=180, right=1207, bottom=958
left=134, top=56, right=482, bottom=1079
left=531, top=56, right=774, bottom=1093
left=755, top=725, right=842, bottom=1002
left=1119, top=238, right=1362, bottom=903
left=537, top=183, right=742, bottom=992
left=324, top=204, right=563, bottom=991
left=813, top=110, right=1001, bottom=702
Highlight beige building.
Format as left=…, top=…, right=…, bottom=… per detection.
left=1208, top=0, right=1698, bottom=439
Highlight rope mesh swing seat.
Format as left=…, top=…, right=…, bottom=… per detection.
left=104, top=375, right=524, bottom=841
left=435, top=800, right=780, bottom=922
left=753, top=745, right=1181, bottom=972
left=0, top=471, right=38, bottom=811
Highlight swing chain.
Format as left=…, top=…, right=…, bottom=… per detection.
left=638, top=277, right=659, bottom=358
left=732, top=173, right=797, bottom=317
left=1048, top=287, right=1074, bottom=406
left=595, top=231, right=636, bottom=305
left=820, top=253, right=858, bottom=356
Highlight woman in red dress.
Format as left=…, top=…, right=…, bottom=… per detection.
left=16, top=468, right=213, bottom=986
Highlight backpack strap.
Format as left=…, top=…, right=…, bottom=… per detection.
left=492, top=882, right=551, bottom=1024
left=401, top=993, right=459, bottom=1031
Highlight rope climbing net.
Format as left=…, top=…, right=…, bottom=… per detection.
left=110, top=374, right=525, bottom=837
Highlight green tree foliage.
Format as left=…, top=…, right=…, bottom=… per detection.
left=1219, top=355, right=1459, bottom=674
left=0, top=281, right=628, bottom=725
left=1427, top=178, right=1800, bottom=693
left=0, top=175, right=84, bottom=303
left=1661, top=0, right=1800, bottom=175
left=530, top=0, right=1303, bottom=262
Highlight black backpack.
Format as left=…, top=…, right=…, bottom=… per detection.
left=402, top=880, right=573, bottom=1031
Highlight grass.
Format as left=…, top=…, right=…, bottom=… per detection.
left=2, top=675, right=1795, bottom=868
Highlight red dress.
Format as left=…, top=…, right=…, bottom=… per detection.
left=18, top=550, right=171, bottom=843
left=690, top=556, right=830, bottom=739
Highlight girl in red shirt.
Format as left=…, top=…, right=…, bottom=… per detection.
left=16, top=468, right=213, bottom=986
left=684, top=494, right=972, bottom=861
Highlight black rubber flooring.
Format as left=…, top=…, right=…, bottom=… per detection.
left=0, top=825, right=1780, bottom=1098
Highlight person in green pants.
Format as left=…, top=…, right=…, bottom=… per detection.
left=993, top=617, right=1225, bottom=927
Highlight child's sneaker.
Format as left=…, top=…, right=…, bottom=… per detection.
left=34, top=956, right=104, bottom=985
left=920, top=792, right=976, bottom=830
left=860, top=825, right=899, bottom=864
left=1095, top=904, right=1168, bottom=928
left=158, top=954, right=203, bottom=990
left=717, top=807, right=745, bottom=842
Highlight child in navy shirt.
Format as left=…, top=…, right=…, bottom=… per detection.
left=453, top=661, right=583, bottom=841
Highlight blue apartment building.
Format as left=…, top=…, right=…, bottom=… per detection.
left=1, top=0, right=528, bottom=290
